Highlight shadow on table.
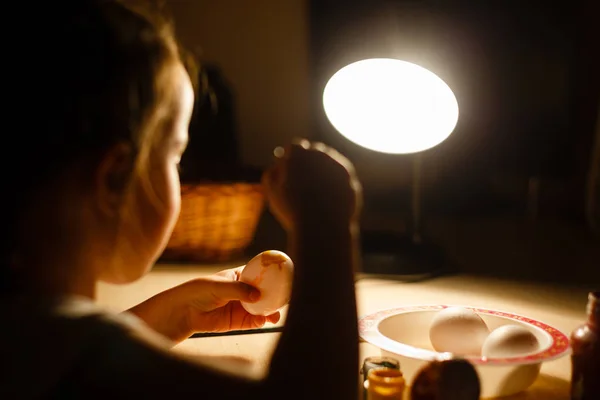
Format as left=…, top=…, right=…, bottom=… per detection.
left=498, top=374, right=569, bottom=400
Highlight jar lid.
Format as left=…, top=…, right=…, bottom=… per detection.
left=361, top=356, right=400, bottom=383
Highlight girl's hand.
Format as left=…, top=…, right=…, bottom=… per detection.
left=128, top=267, right=281, bottom=344
left=262, top=139, right=362, bottom=232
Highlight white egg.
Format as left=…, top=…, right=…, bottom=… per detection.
left=239, top=250, right=294, bottom=316
left=482, top=325, right=540, bottom=358
left=429, top=307, right=490, bottom=356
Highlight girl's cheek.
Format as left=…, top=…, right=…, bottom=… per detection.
left=165, top=163, right=182, bottom=223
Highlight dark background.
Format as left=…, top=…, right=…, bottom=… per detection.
left=309, top=0, right=599, bottom=219
left=169, top=0, right=599, bottom=287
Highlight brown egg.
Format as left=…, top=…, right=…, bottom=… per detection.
left=239, top=250, right=294, bottom=316
left=410, top=358, right=480, bottom=400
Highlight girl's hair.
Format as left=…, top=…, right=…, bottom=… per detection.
left=1, top=0, right=197, bottom=294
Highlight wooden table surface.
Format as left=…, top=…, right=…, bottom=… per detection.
left=97, top=263, right=588, bottom=399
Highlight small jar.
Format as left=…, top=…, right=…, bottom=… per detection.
left=361, top=357, right=401, bottom=400
left=366, top=368, right=406, bottom=400
left=570, top=291, right=600, bottom=400
left=361, top=357, right=401, bottom=384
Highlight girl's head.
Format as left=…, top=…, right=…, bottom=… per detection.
left=2, top=1, right=195, bottom=296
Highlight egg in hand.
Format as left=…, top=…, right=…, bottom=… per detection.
left=240, top=250, right=294, bottom=316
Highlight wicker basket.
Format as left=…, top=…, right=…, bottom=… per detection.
left=163, top=183, right=265, bottom=262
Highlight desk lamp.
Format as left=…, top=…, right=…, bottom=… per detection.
left=323, top=58, right=459, bottom=280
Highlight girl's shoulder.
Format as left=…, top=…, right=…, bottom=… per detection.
left=1, top=295, right=259, bottom=399
left=0, top=295, right=173, bottom=398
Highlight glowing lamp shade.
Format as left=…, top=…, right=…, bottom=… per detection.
left=323, top=58, right=459, bottom=154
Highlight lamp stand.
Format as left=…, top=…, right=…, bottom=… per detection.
left=358, top=155, right=452, bottom=281
left=411, top=153, right=423, bottom=244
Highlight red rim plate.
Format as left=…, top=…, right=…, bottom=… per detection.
left=358, top=305, right=571, bottom=365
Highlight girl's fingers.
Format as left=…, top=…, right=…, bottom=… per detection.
left=251, top=315, right=267, bottom=328
left=266, top=312, right=281, bottom=324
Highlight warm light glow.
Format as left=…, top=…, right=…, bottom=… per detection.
left=323, top=58, right=459, bottom=154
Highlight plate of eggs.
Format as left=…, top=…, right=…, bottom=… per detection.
left=359, top=305, right=570, bottom=398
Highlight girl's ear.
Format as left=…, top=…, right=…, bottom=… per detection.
left=94, top=142, right=135, bottom=216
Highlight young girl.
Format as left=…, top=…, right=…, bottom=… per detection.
left=2, top=1, right=362, bottom=398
